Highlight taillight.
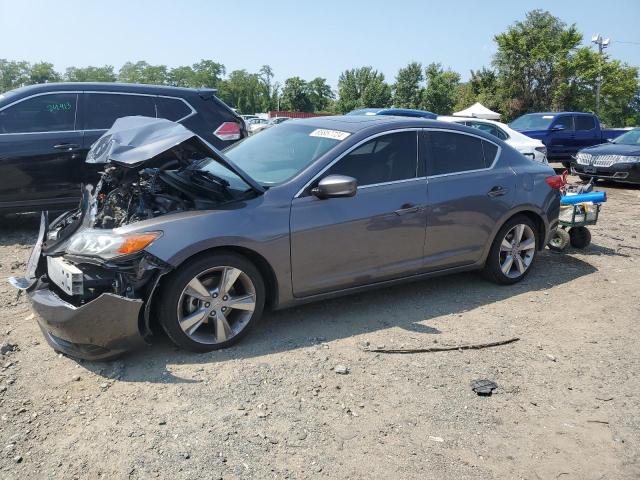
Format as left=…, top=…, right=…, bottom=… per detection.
left=214, top=122, right=242, bottom=141
left=545, top=171, right=568, bottom=189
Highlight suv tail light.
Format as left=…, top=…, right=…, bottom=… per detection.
left=545, top=171, right=568, bottom=189
left=214, top=122, right=242, bottom=141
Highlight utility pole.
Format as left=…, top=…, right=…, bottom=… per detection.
left=591, top=34, right=610, bottom=116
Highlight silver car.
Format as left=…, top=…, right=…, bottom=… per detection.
left=10, top=115, right=561, bottom=360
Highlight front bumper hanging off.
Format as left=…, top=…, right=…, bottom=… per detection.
left=23, top=282, right=147, bottom=360
left=8, top=212, right=152, bottom=361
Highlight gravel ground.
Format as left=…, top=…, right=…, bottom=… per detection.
left=0, top=175, right=639, bottom=480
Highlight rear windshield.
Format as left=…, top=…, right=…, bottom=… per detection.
left=219, top=123, right=346, bottom=185
left=509, top=114, right=555, bottom=130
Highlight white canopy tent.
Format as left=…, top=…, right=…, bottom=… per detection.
left=453, top=102, right=501, bottom=120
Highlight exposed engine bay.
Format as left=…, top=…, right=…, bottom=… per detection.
left=92, top=163, right=235, bottom=229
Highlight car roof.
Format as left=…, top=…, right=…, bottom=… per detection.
left=521, top=112, right=594, bottom=116
left=2, top=82, right=214, bottom=98
left=289, top=115, right=497, bottom=138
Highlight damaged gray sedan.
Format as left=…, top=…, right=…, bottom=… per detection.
left=10, top=115, right=560, bottom=360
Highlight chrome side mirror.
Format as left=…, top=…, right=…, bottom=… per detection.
left=311, top=175, right=357, bottom=199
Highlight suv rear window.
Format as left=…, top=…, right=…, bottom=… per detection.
left=0, top=93, right=78, bottom=133
left=83, top=93, right=156, bottom=130
left=156, top=97, right=192, bottom=121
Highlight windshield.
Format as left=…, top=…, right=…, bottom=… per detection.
left=612, top=129, right=640, bottom=145
left=204, top=123, right=346, bottom=186
left=509, top=114, right=555, bottom=130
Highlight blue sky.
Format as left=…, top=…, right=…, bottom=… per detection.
left=1, top=0, right=638, bottom=87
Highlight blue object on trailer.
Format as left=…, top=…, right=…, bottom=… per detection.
left=560, top=191, right=607, bottom=205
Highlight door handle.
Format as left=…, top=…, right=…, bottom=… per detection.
left=487, top=186, right=509, bottom=198
left=394, top=203, right=421, bottom=215
left=53, top=143, right=80, bottom=151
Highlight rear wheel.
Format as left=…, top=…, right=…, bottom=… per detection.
left=158, top=253, right=265, bottom=352
left=482, top=215, right=538, bottom=285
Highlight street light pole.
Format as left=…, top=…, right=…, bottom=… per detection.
left=591, top=34, right=610, bottom=116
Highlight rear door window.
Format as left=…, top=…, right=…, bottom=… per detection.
left=156, top=97, right=192, bottom=121
left=0, top=93, right=78, bottom=133
left=83, top=93, right=156, bottom=130
left=423, top=131, right=496, bottom=176
left=575, top=115, right=596, bottom=131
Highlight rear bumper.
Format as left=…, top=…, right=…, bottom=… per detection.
left=571, top=162, right=640, bottom=184
left=23, top=280, right=147, bottom=360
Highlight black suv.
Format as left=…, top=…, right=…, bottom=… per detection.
left=0, top=82, right=247, bottom=213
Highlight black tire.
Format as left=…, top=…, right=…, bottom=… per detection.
left=548, top=228, right=570, bottom=252
left=569, top=226, right=591, bottom=249
left=482, top=214, right=538, bottom=285
left=578, top=175, right=592, bottom=182
left=158, top=252, right=265, bottom=353
left=562, top=161, right=571, bottom=169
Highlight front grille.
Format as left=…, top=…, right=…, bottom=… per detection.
left=576, top=153, right=626, bottom=167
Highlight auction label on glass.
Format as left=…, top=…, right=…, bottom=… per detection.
left=309, top=129, right=351, bottom=141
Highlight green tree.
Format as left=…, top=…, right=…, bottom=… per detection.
left=454, top=67, right=500, bottom=112
left=493, top=10, right=582, bottom=119
left=421, top=63, right=460, bottom=114
left=29, top=62, right=60, bottom=84
left=307, top=77, right=334, bottom=112
left=167, top=66, right=196, bottom=87
left=218, top=70, right=263, bottom=114
left=393, top=62, right=424, bottom=109
left=281, top=76, right=313, bottom=112
left=336, top=67, right=392, bottom=113
left=566, top=48, right=639, bottom=126
left=258, top=65, right=275, bottom=111
left=191, top=60, right=225, bottom=88
left=0, top=59, right=31, bottom=92
left=118, top=61, right=168, bottom=84
left=64, top=65, right=117, bottom=82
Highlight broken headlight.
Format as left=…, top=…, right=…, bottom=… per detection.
left=66, top=229, right=162, bottom=259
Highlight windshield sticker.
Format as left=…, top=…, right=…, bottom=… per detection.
left=542, top=115, right=554, bottom=119
left=309, top=129, right=351, bottom=141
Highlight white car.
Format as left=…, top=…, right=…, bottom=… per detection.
left=438, top=116, right=548, bottom=163
left=247, top=118, right=270, bottom=135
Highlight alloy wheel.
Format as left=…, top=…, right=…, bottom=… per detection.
left=499, top=224, right=536, bottom=279
left=177, top=266, right=256, bottom=345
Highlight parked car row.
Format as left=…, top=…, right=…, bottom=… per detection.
left=247, top=116, right=290, bottom=134
left=509, top=111, right=629, bottom=167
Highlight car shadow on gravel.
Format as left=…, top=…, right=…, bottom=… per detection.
left=75, top=249, right=597, bottom=383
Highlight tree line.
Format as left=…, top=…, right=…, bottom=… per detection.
left=1, top=10, right=638, bottom=126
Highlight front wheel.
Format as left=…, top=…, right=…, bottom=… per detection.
left=482, top=215, right=538, bottom=285
left=158, top=252, right=265, bottom=352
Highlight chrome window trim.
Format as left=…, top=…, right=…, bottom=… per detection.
left=421, top=127, right=502, bottom=179
left=0, top=90, right=196, bottom=136
left=294, top=128, right=421, bottom=198
left=0, top=91, right=80, bottom=135
left=358, top=176, right=427, bottom=190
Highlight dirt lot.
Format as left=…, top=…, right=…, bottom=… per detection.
left=0, top=175, right=639, bottom=480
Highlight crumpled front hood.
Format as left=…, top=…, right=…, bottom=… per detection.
left=86, top=116, right=264, bottom=193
